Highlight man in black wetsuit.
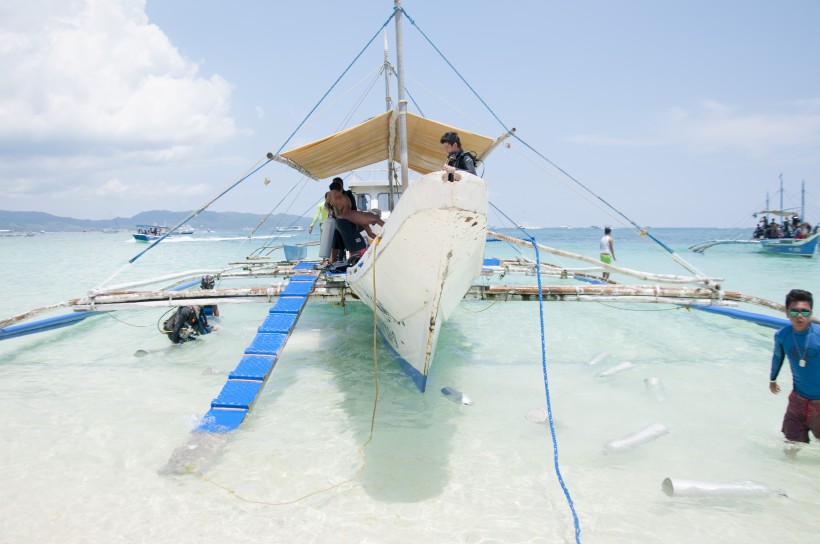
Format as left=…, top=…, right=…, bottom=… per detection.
left=440, top=131, right=477, bottom=181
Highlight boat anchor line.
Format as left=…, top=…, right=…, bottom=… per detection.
left=162, top=262, right=320, bottom=475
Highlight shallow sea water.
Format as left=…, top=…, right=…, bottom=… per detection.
left=1, top=228, right=819, bottom=543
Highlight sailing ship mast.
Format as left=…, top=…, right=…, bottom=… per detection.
left=394, top=0, right=410, bottom=191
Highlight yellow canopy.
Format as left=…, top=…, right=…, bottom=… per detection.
left=274, top=111, right=496, bottom=179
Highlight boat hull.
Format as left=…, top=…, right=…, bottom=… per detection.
left=759, top=233, right=820, bottom=257
left=345, top=172, right=488, bottom=391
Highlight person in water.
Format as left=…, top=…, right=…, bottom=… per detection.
left=440, top=131, right=476, bottom=181
left=769, top=288, right=820, bottom=455
left=163, top=305, right=212, bottom=344
left=599, top=226, right=616, bottom=281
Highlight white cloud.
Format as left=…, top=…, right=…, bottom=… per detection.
left=0, top=0, right=236, bottom=158
left=566, top=99, right=820, bottom=159
left=663, top=100, right=820, bottom=156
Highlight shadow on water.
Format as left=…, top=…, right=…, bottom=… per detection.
left=300, top=302, right=473, bottom=503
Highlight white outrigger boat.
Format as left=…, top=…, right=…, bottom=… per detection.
left=0, top=1, right=809, bottom=457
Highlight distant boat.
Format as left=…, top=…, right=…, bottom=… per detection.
left=689, top=178, right=818, bottom=257
left=132, top=224, right=193, bottom=242
left=516, top=223, right=542, bottom=230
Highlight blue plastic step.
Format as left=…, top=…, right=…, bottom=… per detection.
left=270, top=296, right=306, bottom=314
left=211, top=380, right=263, bottom=410
left=258, top=313, right=298, bottom=334
left=244, top=332, right=288, bottom=356
left=229, top=355, right=277, bottom=381
left=196, top=408, right=248, bottom=432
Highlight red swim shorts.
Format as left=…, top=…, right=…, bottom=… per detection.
left=782, top=390, right=820, bottom=443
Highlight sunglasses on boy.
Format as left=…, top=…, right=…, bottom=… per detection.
left=787, top=309, right=812, bottom=317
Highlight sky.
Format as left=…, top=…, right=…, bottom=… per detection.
left=1, top=0, right=819, bottom=228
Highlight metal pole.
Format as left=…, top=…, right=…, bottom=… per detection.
left=394, top=0, right=409, bottom=190
left=383, top=30, right=396, bottom=211
left=779, top=173, right=784, bottom=227
left=801, top=179, right=805, bottom=223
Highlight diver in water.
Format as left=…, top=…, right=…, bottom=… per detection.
left=162, top=305, right=212, bottom=344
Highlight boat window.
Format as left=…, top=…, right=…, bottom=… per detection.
left=378, top=192, right=399, bottom=210
left=356, top=194, right=370, bottom=211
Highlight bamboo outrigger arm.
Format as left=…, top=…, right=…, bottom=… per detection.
left=488, top=230, right=724, bottom=287
left=265, top=153, right=319, bottom=181
left=479, top=128, right=516, bottom=163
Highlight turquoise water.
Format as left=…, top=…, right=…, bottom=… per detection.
left=1, top=228, right=819, bottom=543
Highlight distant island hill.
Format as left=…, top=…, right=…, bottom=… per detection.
left=0, top=210, right=310, bottom=233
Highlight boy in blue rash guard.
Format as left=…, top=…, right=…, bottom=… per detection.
left=770, top=289, right=820, bottom=453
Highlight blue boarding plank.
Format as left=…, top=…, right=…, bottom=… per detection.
left=281, top=280, right=314, bottom=296
left=229, top=355, right=277, bottom=381
left=290, top=274, right=318, bottom=283
left=196, top=408, right=248, bottom=432
left=211, top=380, right=263, bottom=410
left=245, top=332, right=288, bottom=356
left=483, top=258, right=501, bottom=267
left=292, top=261, right=319, bottom=271
left=258, top=313, right=298, bottom=334
left=270, top=296, right=306, bottom=314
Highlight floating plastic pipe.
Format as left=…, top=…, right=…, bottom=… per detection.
left=441, top=386, right=471, bottom=405
left=662, top=478, right=786, bottom=498
left=596, top=361, right=634, bottom=377
left=644, top=376, right=666, bottom=401
left=526, top=407, right=548, bottom=423
left=603, top=423, right=668, bottom=453
left=587, top=352, right=610, bottom=365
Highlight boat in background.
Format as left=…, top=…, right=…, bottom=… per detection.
left=690, top=177, right=818, bottom=257
left=759, top=232, right=820, bottom=257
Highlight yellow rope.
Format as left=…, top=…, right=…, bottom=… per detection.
left=200, top=238, right=384, bottom=506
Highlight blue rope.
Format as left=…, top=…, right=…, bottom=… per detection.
left=531, top=236, right=582, bottom=543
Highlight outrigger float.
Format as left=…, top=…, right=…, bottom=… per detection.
left=0, top=1, right=810, bottom=476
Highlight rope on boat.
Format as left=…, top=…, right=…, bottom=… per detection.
left=401, top=4, right=706, bottom=281
left=531, top=236, right=582, bottom=544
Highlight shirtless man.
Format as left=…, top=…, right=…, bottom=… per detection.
left=326, top=188, right=383, bottom=238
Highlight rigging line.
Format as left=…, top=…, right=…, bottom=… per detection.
left=531, top=236, right=582, bottom=544
left=402, top=6, right=704, bottom=279
left=273, top=9, right=397, bottom=156
left=302, top=64, right=385, bottom=135
left=246, top=176, right=309, bottom=241
left=125, top=157, right=271, bottom=267
left=260, top=177, right=312, bottom=238
left=506, top=143, right=708, bottom=275
left=251, top=193, right=315, bottom=259
left=401, top=7, right=510, bottom=133
left=387, top=66, right=424, bottom=117
left=338, top=68, right=386, bottom=130
left=401, top=71, right=490, bottom=132
left=506, top=145, right=671, bottom=262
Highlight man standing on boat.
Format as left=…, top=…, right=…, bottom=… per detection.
left=440, top=131, right=476, bottom=181
left=599, top=227, right=616, bottom=281
left=769, top=288, right=820, bottom=455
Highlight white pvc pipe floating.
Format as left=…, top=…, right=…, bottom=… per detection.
left=596, top=361, right=634, bottom=377
left=587, top=352, right=610, bottom=365
left=603, top=423, right=668, bottom=454
left=441, top=386, right=471, bottom=405
left=644, top=376, right=666, bottom=401
left=662, top=478, right=786, bottom=498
